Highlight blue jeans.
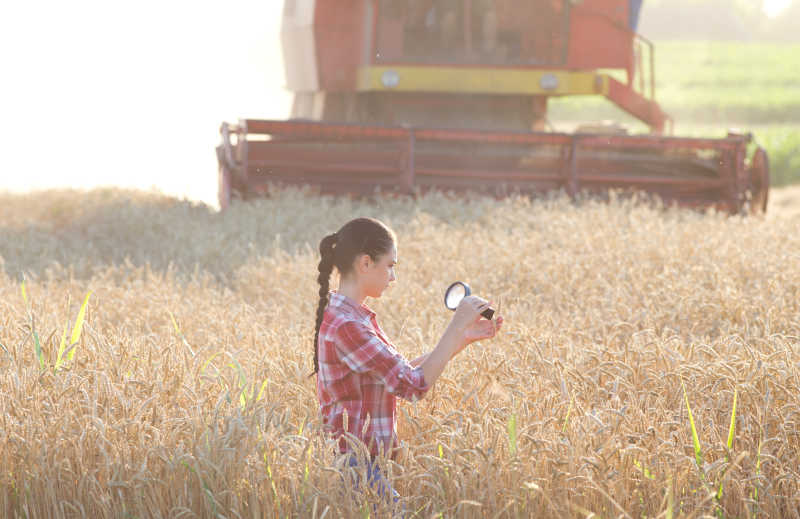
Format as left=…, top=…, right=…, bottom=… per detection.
left=344, top=455, right=404, bottom=514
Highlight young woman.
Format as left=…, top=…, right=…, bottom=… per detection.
left=312, top=217, right=504, bottom=501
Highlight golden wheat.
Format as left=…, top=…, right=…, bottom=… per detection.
left=1, top=186, right=798, bottom=518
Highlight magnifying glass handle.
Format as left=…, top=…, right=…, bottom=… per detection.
left=481, top=308, right=495, bottom=320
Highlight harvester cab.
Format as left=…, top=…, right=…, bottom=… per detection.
left=217, top=0, right=769, bottom=213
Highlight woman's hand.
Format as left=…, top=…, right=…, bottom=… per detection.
left=421, top=296, right=505, bottom=386
left=449, top=295, right=504, bottom=355
left=450, top=295, right=490, bottom=330
left=463, top=313, right=503, bottom=344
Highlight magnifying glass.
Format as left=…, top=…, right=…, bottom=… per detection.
left=444, top=281, right=494, bottom=320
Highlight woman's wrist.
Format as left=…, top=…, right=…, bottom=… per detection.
left=421, top=325, right=465, bottom=385
left=443, top=322, right=469, bottom=351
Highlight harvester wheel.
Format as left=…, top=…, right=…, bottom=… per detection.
left=750, top=146, right=769, bottom=213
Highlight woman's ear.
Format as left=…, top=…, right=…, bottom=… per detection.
left=355, top=253, right=372, bottom=274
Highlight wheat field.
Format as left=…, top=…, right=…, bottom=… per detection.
left=1, top=186, right=799, bottom=518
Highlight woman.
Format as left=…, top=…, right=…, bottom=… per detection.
left=312, top=217, right=504, bottom=503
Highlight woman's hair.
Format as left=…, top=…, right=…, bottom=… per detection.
left=312, top=217, right=396, bottom=376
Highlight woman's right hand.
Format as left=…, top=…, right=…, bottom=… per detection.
left=449, top=295, right=502, bottom=356
left=451, top=295, right=492, bottom=332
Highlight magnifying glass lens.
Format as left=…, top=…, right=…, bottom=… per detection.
left=444, top=281, right=495, bottom=320
left=445, top=283, right=467, bottom=310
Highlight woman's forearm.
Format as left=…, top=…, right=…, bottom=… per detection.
left=419, top=324, right=465, bottom=386
left=410, top=353, right=430, bottom=368
left=413, top=344, right=462, bottom=367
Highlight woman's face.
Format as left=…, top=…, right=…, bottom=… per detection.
left=362, top=244, right=398, bottom=298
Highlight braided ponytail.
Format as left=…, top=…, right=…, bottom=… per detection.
left=312, top=232, right=338, bottom=375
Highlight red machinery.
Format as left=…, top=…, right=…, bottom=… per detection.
left=217, top=0, right=769, bottom=212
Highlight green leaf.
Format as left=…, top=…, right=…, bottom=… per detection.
left=726, top=388, right=738, bottom=451
left=54, top=319, right=70, bottom=372
left=634, top=459, right=655, bottom=480
left=562, top=394, right=575, bottom=433
left=228, top=357, right=248, bottom=410
left=67, top=291, right=92, bottom=362
left=507, top=411, right=517, bottom=457
left=167, top=310, right=195, bottom=356
left=201, top=351, right=224, bottom=374
left=33, top=326, right=44, bottom=371
left=168, top=310, right=181, bottom=335
left=438, top=442, right=450, bottom=477
left=266, top=462, right=278, bottom=499
left=256, top=379, right=269, bottom=401
left=682, top=380, right=704, bottom=473
left=21, top=279, right=28, bottom=306
left=229, top=358, right=247, bottom=387
left=717, top=388, right=739, bottom=503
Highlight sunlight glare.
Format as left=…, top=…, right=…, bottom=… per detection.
left=1, top=0, right=290, bottom=208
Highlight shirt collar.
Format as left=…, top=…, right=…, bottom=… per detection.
left=329, top=291, right=375, bottom=319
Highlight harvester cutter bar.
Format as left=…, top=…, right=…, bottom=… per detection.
left=217, top=119, right=767, bottom=214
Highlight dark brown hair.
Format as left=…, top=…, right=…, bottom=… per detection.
left=312, top=217, right=396, bottom=376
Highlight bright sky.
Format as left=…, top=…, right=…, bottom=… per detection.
left=765, top=0, right=792, bottom=17
left=0, top=0, right=792, bottom=208
left=1, top=0, right=289, bottom=207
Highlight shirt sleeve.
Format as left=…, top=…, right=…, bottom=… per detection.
left=334, top=319, right=430, bottom=401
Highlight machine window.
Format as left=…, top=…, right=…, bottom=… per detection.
left=375, top=0, right=569, bottom=66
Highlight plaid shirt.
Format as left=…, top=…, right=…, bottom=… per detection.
left=316, top=291, right=430, bottom=458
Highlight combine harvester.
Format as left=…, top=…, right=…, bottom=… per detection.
left=217, top=0, right=769, bottom=213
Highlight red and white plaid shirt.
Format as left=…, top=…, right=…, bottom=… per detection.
left=316, top=291, right=430, bottom=458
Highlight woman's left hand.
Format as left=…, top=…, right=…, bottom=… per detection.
left=452, top=314, right=504, bottom=357
left=464, top=314, right=503, bottom=343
